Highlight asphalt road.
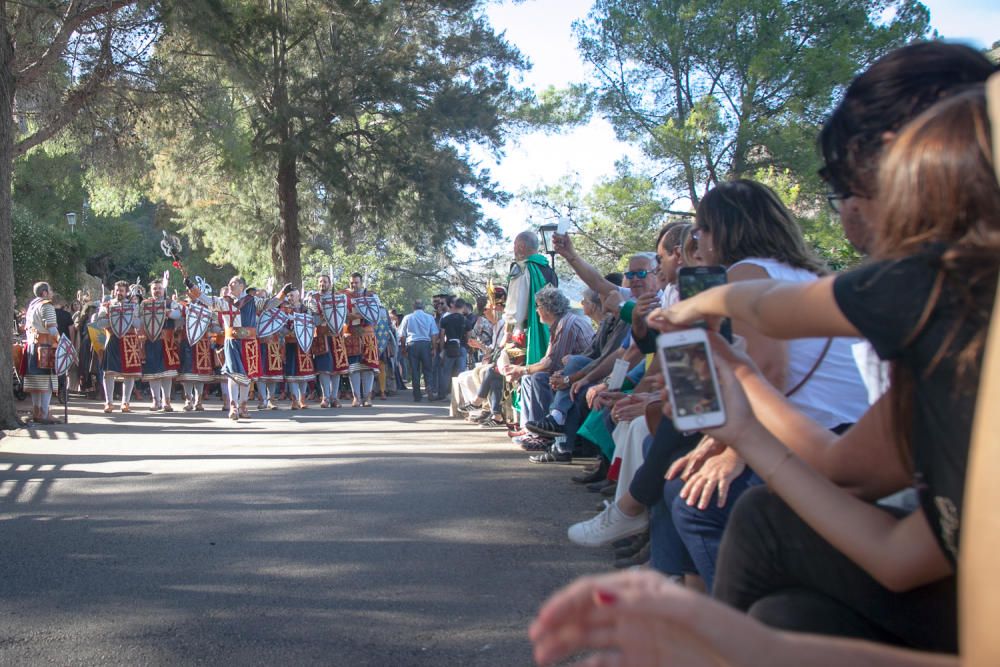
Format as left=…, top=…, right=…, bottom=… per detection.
left=0, top=396, right=610, bottom=666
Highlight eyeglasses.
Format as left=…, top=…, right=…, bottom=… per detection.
left=826, top=192, right=852, bottom=214
left=624, top=269, right=649, bottom=280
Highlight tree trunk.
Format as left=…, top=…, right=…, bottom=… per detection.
left=274, top=143, right=301, bottom=287
left=0, top=10, right=22, bottom=428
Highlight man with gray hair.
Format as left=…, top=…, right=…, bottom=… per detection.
left=397, top=299, right=439, bottom=401
left=504, top=286, right=594, bottom=454
left=502, top=230, right=559, bottom=429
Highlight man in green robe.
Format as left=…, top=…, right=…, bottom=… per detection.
left=501, top=230, right=558, bottom=415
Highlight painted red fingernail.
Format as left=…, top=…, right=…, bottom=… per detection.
left=595, top=590, right=617, bottom=606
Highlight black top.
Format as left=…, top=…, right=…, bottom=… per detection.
left=439, top=312, right=468, bottom=342
left=55, top=308, right=73, bottom=337
left=833, top=247, right=991, bottom=565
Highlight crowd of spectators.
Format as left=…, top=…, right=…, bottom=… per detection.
left=459, top=42, right=1000, bottom=665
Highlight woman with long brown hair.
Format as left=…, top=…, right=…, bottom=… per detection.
left=654, top=85, right=999, bottom=651
left=529, top=81, right=1000, bottom=667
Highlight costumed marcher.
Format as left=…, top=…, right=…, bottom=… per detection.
left=308, top=273, right=349, bottom=408
left=341, top=272, right=381, bottom=407
left=283, top=289, right=317, bottom=409
left=255, top=284, right=286, bottom=410
left=94, top=280, right=143, bottom=413
left=176, top=278, right=217, bottom=411
left=374, top=304, right=397, bottom=399
left=23, top=281, right=59, bottom=423
left=139, top=278, right=182, bottom=411
left=187, top=275, right=291, bottom=420
left=502, top=230, right=558, bottom=423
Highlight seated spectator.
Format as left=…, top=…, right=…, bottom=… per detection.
left=652, top=84, right=998, bottom=653
left=456, top=285, right=508, bottom=425
left=505, top=286, right=595, bottom=451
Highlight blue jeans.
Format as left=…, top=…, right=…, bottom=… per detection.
left=439, top=348, right=465, bottom=397
left=477, top=366, right=504, bottom=415
left=671, top=468, right=762, bottom=592
left=519, top=372, right=552, bottom=425
left=407, top=340, right=433, bottom=400
left=550, top=354, right=591, bottom=416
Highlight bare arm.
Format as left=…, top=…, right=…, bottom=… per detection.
left=553, top=232, right=618, bottom=297
left=726, top=263, right=789, bottom=389
left=654, top=276, right=860, bottom=340
left=721, top=343, right=911, bottom=499
left=710, top=361, right=952, bottom=592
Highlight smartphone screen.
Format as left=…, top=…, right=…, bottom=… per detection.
left=662, top=340, right=722, bottom=420
left=678, top=267, right=727, bottom=300
left=677, top=267, right=732, bottom=343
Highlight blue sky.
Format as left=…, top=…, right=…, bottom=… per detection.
left=474, top=0, right=1000, bottom=244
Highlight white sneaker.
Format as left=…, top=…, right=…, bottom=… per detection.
left=568, top=503, right=648, bottom=547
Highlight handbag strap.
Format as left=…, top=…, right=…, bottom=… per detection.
left=785, top=337, right=833, bottom=398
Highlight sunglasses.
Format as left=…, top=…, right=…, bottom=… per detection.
left=624, top=269, right=649, bottom=280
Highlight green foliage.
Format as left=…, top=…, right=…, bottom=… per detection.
left=11, top=203, right=82, bottom=300
left=524, top=167, right=689, bottom=275
left=753, top=166, right=862, bottom=271
left=513, top=84, right=593, bottom=129
left=143, top=0, right=529, bottom=285
left=576, top=0, right=932, bottom=203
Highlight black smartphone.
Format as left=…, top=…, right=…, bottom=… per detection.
left=678, top=266, right=727, bottom=299
left=677, top=266, right=732, bottom=342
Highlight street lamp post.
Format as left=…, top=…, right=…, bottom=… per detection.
left=66, top=211, right=77, bottom=233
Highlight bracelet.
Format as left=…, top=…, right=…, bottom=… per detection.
left=764, top=449, right=794, bottom=486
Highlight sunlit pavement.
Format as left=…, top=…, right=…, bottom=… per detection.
left=0, top=396, right=608, bottom=665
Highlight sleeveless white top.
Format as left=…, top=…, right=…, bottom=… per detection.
left=731, top=258, right=869, bottom=429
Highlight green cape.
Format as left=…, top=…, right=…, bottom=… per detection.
left=511, top=253, right=553, bottom=411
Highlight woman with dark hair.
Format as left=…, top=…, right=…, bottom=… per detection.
left=655, top=86, right=999, bottom=653
left=819, top=41, right=997, bottom=254
left=567, top=181, right=868, bottom=587
left=531, top=79, right=1000, bottom=667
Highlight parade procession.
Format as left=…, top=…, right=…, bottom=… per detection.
left=13, top=234, right=389, bottom=425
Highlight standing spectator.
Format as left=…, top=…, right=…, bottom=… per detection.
left=398, top=299, right=439, bottom=402
left=438, top=298, right=471, bottom=401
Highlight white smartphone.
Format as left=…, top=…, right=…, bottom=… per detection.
left=657, top=328, right=726, bottom=431
left=556, top=217, right=571, bottom=235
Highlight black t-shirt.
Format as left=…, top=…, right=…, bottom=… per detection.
left=55, top=308, right=73, bottom=337
left=439, top=312, right=468, bottom=342
left=833, top=247, right=991, bottom=565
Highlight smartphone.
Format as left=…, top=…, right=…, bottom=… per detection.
left=677, top=266, right=732, bottom=342
left=678, top=265, right=726, bottom=299
left=657, top=328, right=726, bottom=431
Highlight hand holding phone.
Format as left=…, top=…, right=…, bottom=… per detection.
left=657, top=328, right=726, bottom=432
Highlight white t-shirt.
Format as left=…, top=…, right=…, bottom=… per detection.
left=732, top=258, right=869, bottom=429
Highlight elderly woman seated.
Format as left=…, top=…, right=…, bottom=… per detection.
left=504, top=286, right=595, bottom=451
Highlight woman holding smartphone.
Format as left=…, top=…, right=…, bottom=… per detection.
left=639, top=179, right=869, bottom=590
left=649, top=86, right=998, bottom=652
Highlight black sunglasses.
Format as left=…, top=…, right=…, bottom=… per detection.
left=624, top=269, right=649, bottom=280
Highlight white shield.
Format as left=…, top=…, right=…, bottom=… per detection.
left=319, top=292, right=348, bottom=331
left=185, top=301, right=214, bottom=346
left=292, top=312, right=315, bottom=353
left=108, top=302, right=135, bottom=338
left=258, top=307, right=290, bottom=338
left=352, top=294, right=382, bottom=324
left=141, top=299, right=167, bottom=341
left=53, top=334, right=78, bottom=376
